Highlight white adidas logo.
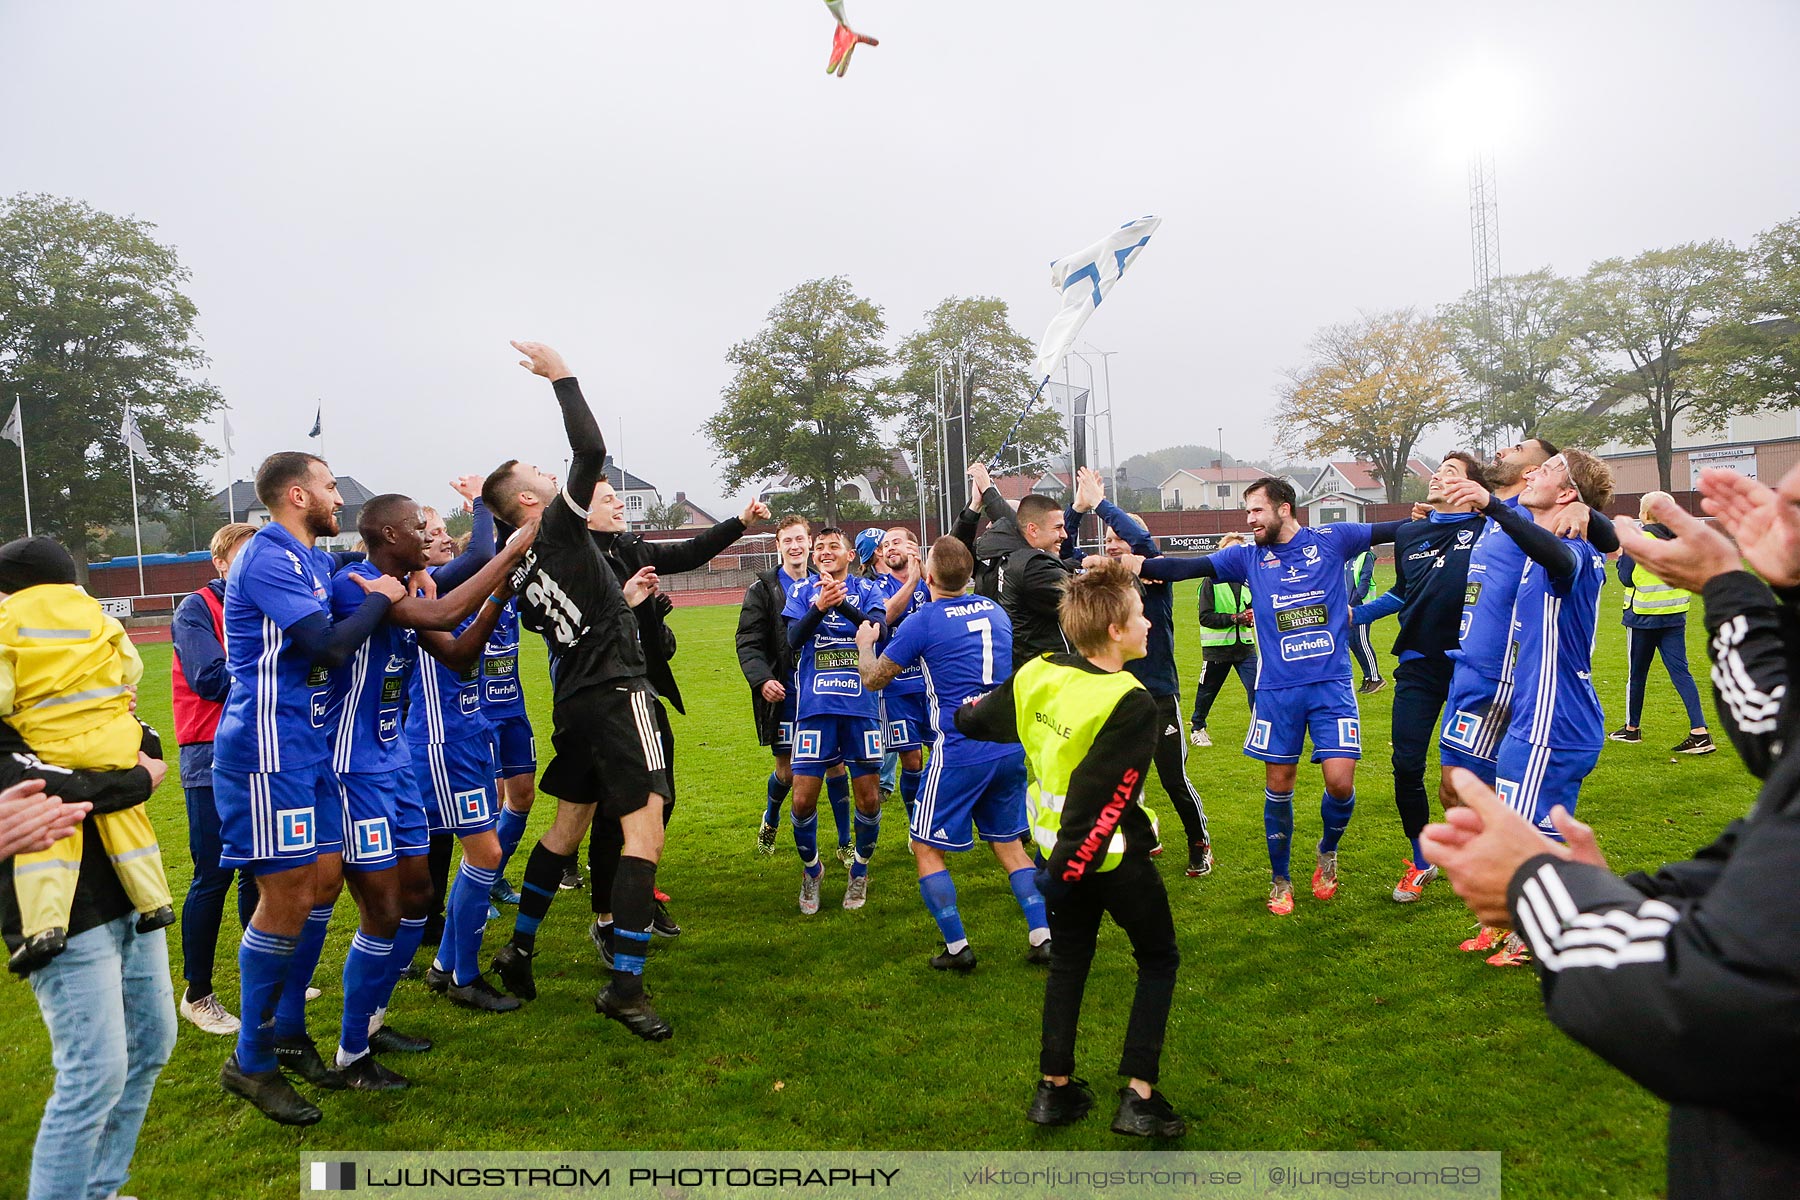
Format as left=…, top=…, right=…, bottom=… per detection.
left=1164, top=724, right=1179, bottom=736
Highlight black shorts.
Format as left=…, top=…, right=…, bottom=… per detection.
left=540, top=680, right=675, bottom=818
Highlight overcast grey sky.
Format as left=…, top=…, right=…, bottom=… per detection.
left=4, top=1, right=1796, bottom=517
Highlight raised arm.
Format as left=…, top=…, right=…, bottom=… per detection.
left=431, top=484, right=497, bottom=592
left=1367, top=520, right=1404, bottom=546
left=1443, top=479, right=1579, bottom=583
left=638, top=503, right=761, bottom=576
left=390, top=524, right=536, bottom=632
left=1139, top=554, right=1218, bottom=583
left=514, top=340, right=606, bottom=510
left=418, top=592, right=511, bottom=674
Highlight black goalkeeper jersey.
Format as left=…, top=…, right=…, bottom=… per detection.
left=509, top=376, right=647, bottom=702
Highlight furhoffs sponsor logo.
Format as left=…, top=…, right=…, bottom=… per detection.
left=1280, top=632, right=1335, bottom=662
left=309, top=1160, right=356, bottom=1190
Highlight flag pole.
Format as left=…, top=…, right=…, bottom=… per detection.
left=126, top=407, right=146, bottom=596
left=223, top=411, right=235, bottom=523
left=17, top=407, right=32, bottom=539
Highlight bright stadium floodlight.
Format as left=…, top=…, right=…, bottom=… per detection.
left=1422, top=55, right=1536, bottom=169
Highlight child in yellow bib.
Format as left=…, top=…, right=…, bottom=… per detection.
left=0, top=538, right=172, bottom=975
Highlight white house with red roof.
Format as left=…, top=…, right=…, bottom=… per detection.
left=1307, top=458, right=1436, bottom=503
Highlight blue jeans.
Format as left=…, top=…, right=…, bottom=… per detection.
left=28, top=915, right=177, bottom=1200
left=181, top=783, right=258, bottom=997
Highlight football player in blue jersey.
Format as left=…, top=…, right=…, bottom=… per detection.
left=212, top=454, right=406, bottom=1125
left=874, top=528, right=930, bottom=826
left=1120, top=477, right=1402, bottom=916
left=1435, top=437, right=1618, bottom=957
left=480, top=592, right=536, bottom=903
left=319, top=496, right=529, bottom=1089
left=781, top=527, right=889, bottom=913
left=856, top=536, right=1050, bottom=970
left=1441, top=450, right=1614, bottom=966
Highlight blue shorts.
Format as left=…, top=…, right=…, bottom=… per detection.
left=791, top=714, right=882, bottom=778
left=419, top=737, right=499, bottom=836
left=1495, top=734, right=1600, bottom=838
left=911, top=750, right=1028, bottom=851
left=214, top=761, right=344, bottom=871
left=1439, top=667, right=1514, bottom=770
left=488, top=713, right=537, bottom=779
left=772, top=693, right=797, bottom=757
left=882, top=692, right=928, bottom=752
left=1243, top=679, right=1362, bottom=764
left=339, top=766, right=430, bottom=871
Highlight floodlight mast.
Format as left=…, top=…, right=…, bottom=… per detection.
left=1469, top=148, right=1503, bottom=456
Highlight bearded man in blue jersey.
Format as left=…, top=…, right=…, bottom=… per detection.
left=1118, top=477, right=1401, bottom=916
left=855, top=536, right=1050, bottom=970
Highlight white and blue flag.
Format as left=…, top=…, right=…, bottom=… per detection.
left=119, top=407, right=149, bottom=460
left=1029, top=215, right=1161, bottom=383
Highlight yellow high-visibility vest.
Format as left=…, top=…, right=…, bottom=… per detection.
left=1624, top=531, right=1691, bottom=618
left=1199, top=580, right=1255, bottom=648
left=1012, top=654, right=1158, bottom=871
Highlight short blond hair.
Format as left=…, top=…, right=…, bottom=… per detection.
left=1059, top=559, right=1139, bottom=656
left=1562, top=449, right=1615, bottom=512
left=1639, top=490, right=1674, bottom=522
left=209, top=522, right=258, bottom=564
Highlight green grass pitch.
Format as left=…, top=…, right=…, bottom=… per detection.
left=0, top=573, right=1745, bottom=1197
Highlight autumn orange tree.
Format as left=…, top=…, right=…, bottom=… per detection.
left=1276, top=309, right=1468, bottom=502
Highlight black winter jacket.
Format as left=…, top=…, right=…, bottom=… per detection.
left=971, top=486, right=1073, bottom=670
left=735, top=565, right=809, bottom=746
left=593, top=517, right=746, bottom=715
left=1506, top=568, right=1800, bottom=1199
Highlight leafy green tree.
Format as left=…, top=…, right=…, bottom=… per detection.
left=0, top=194, right=223, bottom=571
left=1442, top=268, right=1592, bottom=444
left=889, top=297, right=1062, bottom=505
left=642, top=497, right=689, bottom=530
left=1577, top=241, right=1750, bottom=490
left=1276, top=309, right=1466, bottom=502
left=1683, top=218, right=1800, bottom=428
left=703, top=277, right=893, bottom=527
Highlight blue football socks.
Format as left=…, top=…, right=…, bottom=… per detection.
left=273, top=904, right=333, bottom=1039
left=235, top=924, right=298, bottom=1074
left=1264, top=789, right=1295, bottom=880
left=338, top=929, right=393, bottom=1060
left=918, top=869, right=966, bottom=953
left=851, top=809, right=880, bottom=879
left=826, top=773, right=851, bottom=849
left=1008, top=866, right=1049, bottom=943
left=1320, top=789, right=1356, bottom=853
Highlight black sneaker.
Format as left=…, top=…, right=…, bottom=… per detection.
left=1608, top=725, right=1642, bottom=743
left=398, top=963, right=423, bottom=982
left=135, top=904, right=175, bottom=933
left=7, top=928, right=66, bottom=976
left=559, top=865, right=584, bottom=891
left=272, top=1034, right=346, bottom=1088
left=368, top=1024, right=433, bottom=1054
left=1673, top=732, right=1716, bottom=755
left=491, top=942, right=537, bottom=1001
left=589, top=919, right=615, bottom=968
left=930, top=945, right=977, bottom=973
left=338, top=1052, right=410, bottom=1091
left=1110, top=1087, right=1186, bottom=1138
left=1186, top=840, right=1214, bottom=878
left=423, top=964, right=451, bottom=994
left=595, top=984, right=673, bottom=1042
left=1025, top=940, right=1052, bottom=966
left=448, top=974, right=523, bottom=1013
left=1026, top=1077, right=1094, bottom=1126
left=221, top=1052, right=322, bottom=1126
left=650, top=897, right=681, bottom=939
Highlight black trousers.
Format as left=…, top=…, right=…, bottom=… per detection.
left=1189, top=654, right=1258, bottom=730
left=1392, top=656, right=1454, bottom=841
left=1040, top=854, right=1180, bottom=1083
left=1150, top=692, right=1209, bottom=847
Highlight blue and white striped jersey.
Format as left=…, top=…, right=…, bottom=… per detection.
left=881, top=593, right=1018, bottom=764
left=876, top=572, right=930, bottom=697
left=214, top=523, right=338, bottom=774
left=326, top=561, right=418, bottom=774
left=1449, top=497, right=1527, bottom=684
left=477, top=598, right=528, bottom=718
left=1208, top=524, right=1374, bottom=690
left=1507, top=535, right=1607, bottom=750
left=405, top=607, right=490, bottom=746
